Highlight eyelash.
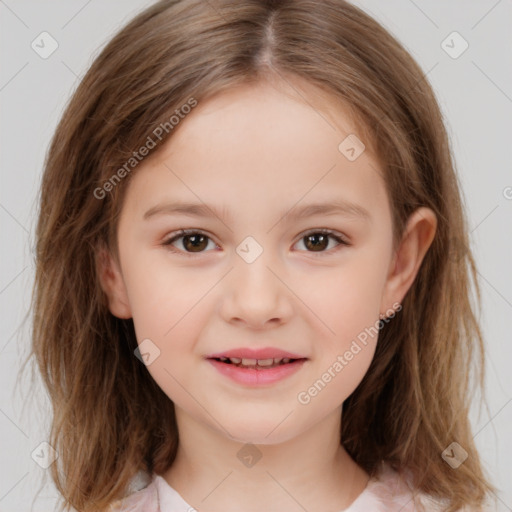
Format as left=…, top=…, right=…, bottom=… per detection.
left=161, top=228, right=351, bottom=257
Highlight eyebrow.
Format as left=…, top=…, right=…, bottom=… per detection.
left=143, top=199, right=371, bottom=223
left=143, top=199, right=371, bottom=221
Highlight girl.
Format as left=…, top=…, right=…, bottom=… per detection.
left=28, top=0, right=497, bottom=511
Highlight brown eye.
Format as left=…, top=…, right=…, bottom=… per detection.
left=163, top=228, right=349, bottom=256
left=181, top=233, right=209, bottom=252
left=303, top=233, right=329, bottom=252
left=163, top=230, right=216, bottom=254
left=295, top=230, right=349, bottom=253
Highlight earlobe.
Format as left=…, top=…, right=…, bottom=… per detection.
left=96, top=244, right=132, bottom=319
left=380, top=207, right=437, bottom=312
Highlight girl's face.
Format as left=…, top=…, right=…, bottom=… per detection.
left=100, top=79, right=435, bottom=444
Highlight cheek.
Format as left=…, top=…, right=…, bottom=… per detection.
left=123, top=260, right=215, bottom=403
left=301, top=251, right=389, bottom=347
left=122, top=244, right=212, bottom=339
left=295, top=263, right=385, bottom=408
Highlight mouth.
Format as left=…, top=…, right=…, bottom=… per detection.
left=206, top=356, right=308, bottom=386
left=207, top=356, right=307, bottom=370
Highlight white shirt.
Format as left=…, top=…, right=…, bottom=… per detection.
left=108, top=462, right=474, bottom=511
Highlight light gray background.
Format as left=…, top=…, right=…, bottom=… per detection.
left=1, top=1, right=511, bottom=510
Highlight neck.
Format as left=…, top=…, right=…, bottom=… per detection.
left=161, top=406, right=370, bottom=512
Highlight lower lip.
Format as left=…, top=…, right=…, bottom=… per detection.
left=206, top=359, right=307, bottom=386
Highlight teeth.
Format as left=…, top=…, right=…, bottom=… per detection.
left=220, top=356, right=296, bottom=367
left=255, top=358, right=274, bottom=366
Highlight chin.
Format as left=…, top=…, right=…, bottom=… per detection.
left=221, top=418, right=300, bottom=446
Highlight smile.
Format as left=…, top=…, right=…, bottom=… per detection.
left=206, top=357, right=308, bottom=386
left=213, top=356, right=299, bottom=369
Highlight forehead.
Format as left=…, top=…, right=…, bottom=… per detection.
left=121, top=78, right=388, bottom=224
left=166, top=78, right=371, bottom=161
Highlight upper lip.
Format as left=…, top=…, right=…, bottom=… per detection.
left=206, top=347, right=307, bottom=360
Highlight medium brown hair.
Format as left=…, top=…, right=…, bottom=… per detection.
left=24, top=0, right=496, bottom=510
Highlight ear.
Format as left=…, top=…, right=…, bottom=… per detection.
left=380, top=207, right=437, bottom=314
left=96, top=244, right=132, bottom=319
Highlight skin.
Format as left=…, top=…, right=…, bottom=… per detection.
left=98, top=76, right=437, bottom=512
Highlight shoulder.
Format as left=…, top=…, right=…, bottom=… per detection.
left=351, top=462, right=488, bottom=512
left=107, top=471, right=194, bottom=512
left=349, top=462, right=443, bottom=512
left=107, top=471, right=158, bottom=512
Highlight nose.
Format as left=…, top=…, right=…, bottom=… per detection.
left=219, top=246, right=294, bottom=329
